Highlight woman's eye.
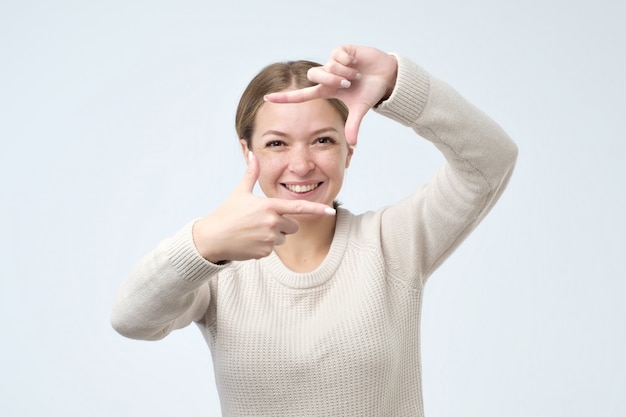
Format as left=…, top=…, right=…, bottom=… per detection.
left=316, top=136, right=335, bottom=144
left=266, top=140, right=284, bottom=147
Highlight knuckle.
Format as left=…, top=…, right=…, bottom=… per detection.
left=252, top=241, right=274, bottom=259
left=275, top=234, right=286, bottom=246
left=260, top=246, right=273, bottom=257
left=252, top=247, right=272, bottom=259
left=326, top=61, right=339, bottom=72
left=258, top=200, right=273, bottom=212
left=290, top=201, right=305, bottom=214
left=264, top=214, right=281, bottom=228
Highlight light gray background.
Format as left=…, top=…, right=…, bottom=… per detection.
left=1, top=1, right=624, bottom=416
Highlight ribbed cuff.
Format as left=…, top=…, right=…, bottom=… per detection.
left=373, top=54, right=430, bottom=126
left=167, top=220, right=227, bottom=283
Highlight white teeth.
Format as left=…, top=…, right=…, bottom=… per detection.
left=285, top=183, right=319, bottom=193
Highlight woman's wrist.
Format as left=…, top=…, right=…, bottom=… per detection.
left=192, top=218, right=225, bottom=263
left=384, top=54, right=398, bottom=99
left=375, top=54, right=398, bottom=107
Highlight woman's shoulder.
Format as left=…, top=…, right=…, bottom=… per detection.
left=338, top=205, right=385, bottom=244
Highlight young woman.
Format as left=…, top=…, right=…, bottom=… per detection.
left=112, top=44, right=518, bottom=416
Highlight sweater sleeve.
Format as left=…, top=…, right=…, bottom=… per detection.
left=111, top=221, right=225, bottom=340
left=374, top=55, right=518, bottom=288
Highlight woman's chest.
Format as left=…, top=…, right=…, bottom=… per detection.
left=208, top=270, right=422, bottom=398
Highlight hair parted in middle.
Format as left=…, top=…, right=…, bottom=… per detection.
left=235, top=60, right=349, bottom=147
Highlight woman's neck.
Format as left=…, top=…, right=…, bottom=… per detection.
left=273, top=214, right=336, bottom=273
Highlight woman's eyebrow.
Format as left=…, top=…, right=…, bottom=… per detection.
left=261, top=127, right=338, bottom=138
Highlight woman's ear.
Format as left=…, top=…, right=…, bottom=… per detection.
left=240, top=139, right=250, bottom=163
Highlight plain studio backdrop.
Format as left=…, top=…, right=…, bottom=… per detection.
left=1, top=1, right=624, bottom=416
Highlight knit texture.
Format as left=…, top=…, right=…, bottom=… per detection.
left=112, top=55, right=518, bottom=416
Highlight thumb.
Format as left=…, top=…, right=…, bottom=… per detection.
left=237, top=151, right=260, bottom=193
left=344, top=103, right=369, bottom=146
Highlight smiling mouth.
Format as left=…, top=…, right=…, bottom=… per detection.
left=283, top=183, right=322, bottom=193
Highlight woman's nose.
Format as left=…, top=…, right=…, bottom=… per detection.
left=289, top=147, right=315, bottom=175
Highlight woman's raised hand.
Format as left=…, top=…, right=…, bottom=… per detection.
left=264, top=45, right=398, bottom=147
left=192, top=153, right=336, bottom=263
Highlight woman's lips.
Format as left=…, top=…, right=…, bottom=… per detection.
left=282, top=182, right=322, bottom=194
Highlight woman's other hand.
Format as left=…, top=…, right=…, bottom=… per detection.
left=192, top=153, right=336, bottom=263
left=264, top=45, right=398, bottom=147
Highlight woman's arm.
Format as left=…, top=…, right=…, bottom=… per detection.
left=111, top=222, right=220, bottom=340
left=265, top=44, right=517, bottom=286
left=112, top=149, right=337, bottom=340
left=376, top=55, right=518, bottom=286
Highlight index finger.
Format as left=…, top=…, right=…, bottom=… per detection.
left=264, top=85, right=323, bottom=104
left=268, top=198, right=336, bottom=216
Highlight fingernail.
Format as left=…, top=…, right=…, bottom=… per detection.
left=340, top=79, right=351, bottom=88
left=325, top=207, right=336, bottom=215
left=355, top=72, right=362, bottom=80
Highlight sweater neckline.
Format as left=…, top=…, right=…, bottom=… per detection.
left=262, top=208, right=351, bottom=289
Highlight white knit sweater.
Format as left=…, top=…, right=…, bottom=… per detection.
left=112, top=55, right=518, bottom=416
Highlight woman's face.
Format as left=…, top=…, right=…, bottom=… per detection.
left=241, top=98, right=353, bottom=209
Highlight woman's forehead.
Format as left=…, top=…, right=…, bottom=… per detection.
left=255, top=99, right=345, bottom=130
